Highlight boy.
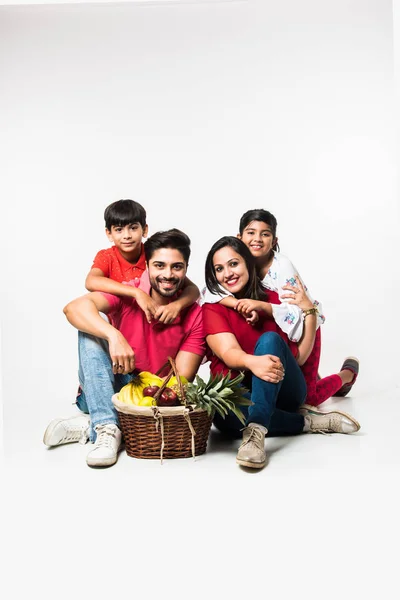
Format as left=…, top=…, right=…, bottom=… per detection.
left=86, top=199, right=200, bottom=323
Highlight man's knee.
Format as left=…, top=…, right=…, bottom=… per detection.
left=78, top=331, right=109, bottom=356
left=254, top=331, right=285, bottom=356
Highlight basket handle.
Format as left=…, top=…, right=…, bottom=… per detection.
left=153, top=356, right=185, bottom=404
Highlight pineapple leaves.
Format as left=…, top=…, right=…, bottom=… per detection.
left=184, top=370, right=252, bottom=422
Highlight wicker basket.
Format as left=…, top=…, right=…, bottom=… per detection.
left=112, top=357, right=213, bottom=461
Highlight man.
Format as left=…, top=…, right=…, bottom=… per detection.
left=43, top=229, right=205, bottom=468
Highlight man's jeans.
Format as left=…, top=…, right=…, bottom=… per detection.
left=213, top=332, right=307, bottom=438
left=76, top=331, right=132, bottom=442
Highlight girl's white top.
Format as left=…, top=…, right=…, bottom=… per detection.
left=201, top=252, right=325, bottom=342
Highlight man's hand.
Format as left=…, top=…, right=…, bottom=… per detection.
left=133, top=289, right=158, bottom=324
left=247, top=354, right=285, bottom=383
left=154, top=301, right=182, bottom=325
left=108, top=332, right=136, bottom=375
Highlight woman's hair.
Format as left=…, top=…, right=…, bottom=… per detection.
left=205, top=236, right=266, bottom=300
left=144, top=228, right=191, bottom=264
left=104, top=199, right=147, bottom=230
left=239, top=208, right=280, bottom=252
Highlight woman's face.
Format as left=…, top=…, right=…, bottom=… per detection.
left=213, top=246, right=249, bottom=295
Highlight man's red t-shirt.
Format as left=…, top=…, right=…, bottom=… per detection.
left=92, top=244, right=146, bottom=285
left=101, top=276, right=205, bottom=377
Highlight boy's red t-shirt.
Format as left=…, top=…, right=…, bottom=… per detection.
left=92, top=244, right=146, bottom=285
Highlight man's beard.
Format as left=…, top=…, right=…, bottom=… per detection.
left=150, top=276, right=183, bottom=298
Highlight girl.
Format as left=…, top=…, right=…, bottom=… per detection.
left=202, top=237, right=360, bottom=469
left=202, top=209, right=359, bottom=404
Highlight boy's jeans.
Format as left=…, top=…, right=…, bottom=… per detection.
left=76, top=331, right=132, bottom=442
left=213, top=331, right=307, bottom=438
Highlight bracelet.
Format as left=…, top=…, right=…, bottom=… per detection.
left=302, top=307, right=318, bottom=319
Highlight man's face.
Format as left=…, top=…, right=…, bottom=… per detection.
left=148, top=248, right=187, bottom=298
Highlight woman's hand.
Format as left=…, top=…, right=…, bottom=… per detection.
left=246, top=354, right=285, bottom=383
left=281, top=275, right=314, bottom=311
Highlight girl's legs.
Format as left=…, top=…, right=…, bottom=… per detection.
left=300, top=329, right=358, bottom=407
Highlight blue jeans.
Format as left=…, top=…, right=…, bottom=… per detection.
left=75, top=332, right=133, bottom=441
left=213, top=332, right=306, bottom=438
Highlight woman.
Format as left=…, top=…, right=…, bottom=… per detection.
left=203, top=237, right=360, bottom=470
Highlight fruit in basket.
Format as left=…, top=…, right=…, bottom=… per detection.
left=166, top=376, right=188, bottom=388
left=157, top=388, right=178, bottom=407
left=142, top=385, right=160, bottom=397
left=139, top=396, right=157, bottom=407
left=118, top=371, right=163, bottom=405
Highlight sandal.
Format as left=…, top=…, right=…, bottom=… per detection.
left=333, top=357, right=359, bottom=397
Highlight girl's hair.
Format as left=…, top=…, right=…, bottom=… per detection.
left=239, top=208, right=280, bottom=252
left=104, top=199, right=147, bottom=230
left=205, top=236, right=266, bottom=300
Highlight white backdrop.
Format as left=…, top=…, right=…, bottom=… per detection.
left=1, top=0, right=398, bottom=453
left=1, top=1, right=400, bottom=596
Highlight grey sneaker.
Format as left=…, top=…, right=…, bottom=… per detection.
left=43, top=415, right=90, bottom=447
left=236, top=424, right=266, bottom=469
left=300, top=406, right=360, bottom=434
left=86, top=424, right=122, bottom=468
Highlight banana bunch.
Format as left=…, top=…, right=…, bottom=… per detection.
left=118, top=371, right=163, bottom=406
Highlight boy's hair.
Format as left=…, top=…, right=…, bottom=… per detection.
left=144, top=229, right=191, bottom=264
left=205, top=236, right=266, bottom=300
left=239, top=208, right=280, bottom=251
left=104, top=199, right=147, bottom=230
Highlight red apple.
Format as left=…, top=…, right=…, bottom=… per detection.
left=157, top=388, right=178, bottom=407
left=142, top=385, right=160, bottom=397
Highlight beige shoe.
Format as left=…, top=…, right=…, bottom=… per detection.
left=236, top=424, right=266, bottom=469
left=300, top=406, right=360, bottom=434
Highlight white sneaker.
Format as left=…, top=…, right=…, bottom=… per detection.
left=300, top=406, right=360, bottom=434
left=86, top=423, right=122, bottom=467
left=43, top=415, right=90, bottom=447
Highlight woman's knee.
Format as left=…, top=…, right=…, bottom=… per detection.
left=254, top=331, right=285, bottom=356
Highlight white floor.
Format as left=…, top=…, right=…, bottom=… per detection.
left=3, top=383, right=400, bottom=599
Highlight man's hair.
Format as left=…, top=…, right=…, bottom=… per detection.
left=205, top=236, right=265, bottom=300
left=144, top=229, right=191, bottom=264
left=104, top=199, right=147, bottom=230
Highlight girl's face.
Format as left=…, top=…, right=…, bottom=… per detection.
left=239, top=220, right=276, bottom=259
left=213, top=246, right=249, bottom=295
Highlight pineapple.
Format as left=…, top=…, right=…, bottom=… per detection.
left=182, top=372, right=252, bottom=425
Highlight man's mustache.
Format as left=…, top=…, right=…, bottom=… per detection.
left=156, top=277, right=179, bottom=284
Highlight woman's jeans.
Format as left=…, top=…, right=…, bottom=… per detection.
left=75, top=332, right=132, bottom=441
left=213, top=332, right=307, bottom=438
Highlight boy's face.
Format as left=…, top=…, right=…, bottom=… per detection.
left=147, top=248, right=187, bottom=298
left=106, top=223, right=148, bottom=256
left=238, top=220, right=276, bottom=258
